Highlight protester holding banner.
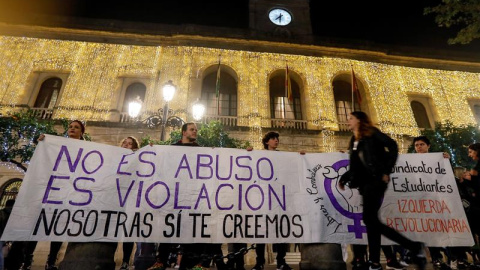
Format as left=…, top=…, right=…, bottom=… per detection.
left=54, top=120, right=119, bottom=270
left=0, top=199, right=14, bottom=270
left=468, top=143, right=480, bottom=182
left=154, top=122, right=224, bottom=270
left=412, top=136, right=451, bottom=269
left=251, top=131, right=293, bottom=270
left=15, top=120, right=87, bottom=270
left=450, top=167, right=480, bottom=268
left=339, top=111, right=426, bottom=270
left=119, top=136, right=140, bottom=270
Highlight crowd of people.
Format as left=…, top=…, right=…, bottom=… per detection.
left=1, top=111, right=479, bottom=270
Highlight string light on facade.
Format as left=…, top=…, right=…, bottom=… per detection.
left=0, top=35, right=479, bottom=149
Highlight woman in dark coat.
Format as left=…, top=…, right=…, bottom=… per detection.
left=339, top=111, right=426, bottom=270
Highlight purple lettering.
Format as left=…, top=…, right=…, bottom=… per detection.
left=175, top=154, right=193, bottom=179
left=117, top=153, right=134, bottom=175
left=269, top=184, right=286, bottom=211
left=235, top=156, right=252, bottom=181
left=136, top=181, right=143, bottom=208
left=238, top=184, right=243, bottom=210
left=42, top=175, right=69, bottom=204
left=197, top=154, right=213, bottom=180
left=245, top=184, right=264, bottom=210
left=194, top=184, right=212, bottom=209
left=70, top=177, right=95, bottom=206
left=81, top=150, right=104, bottom=174
left=174, top=182, right=191, bottom=209
left=256, top=157, right=274, bottom=181
left=216, top=155, right=233, bottom=180
left=116, top=178, right=136, bottom=207
left=53, top=145, right=83, bottom=172
left=137, top=151, right=156, bottom=177
left=215, top=184, right=234, bottom=210
left=145, top=181, right=169, bottom=209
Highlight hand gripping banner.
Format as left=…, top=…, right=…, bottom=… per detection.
left=2, top=136, right=474, bottom=247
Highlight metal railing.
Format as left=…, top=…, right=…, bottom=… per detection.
left=271, top=119, right=307, bottom=130
left=31, top=108, right=54, bottom=119
left=202, top=115, right=238, bottom=127
left=119, top=112, right=136, bottom=123
left=338, top=121, right=349, bottom=131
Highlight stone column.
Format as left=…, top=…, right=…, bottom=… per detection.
left=299, top=243, right=346, bottom=270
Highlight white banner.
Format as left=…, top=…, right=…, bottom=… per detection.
left=1, top=135, right=474, bottom=247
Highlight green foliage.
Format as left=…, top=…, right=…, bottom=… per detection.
left=424, top=0, right=480, bottom=44
left=197, top=121, right=249, bottom=148
left=407, top=121, right=480, bottom=168
left=140, top=121, right=250, bottom=148
left=0, top=110, right=57, bottom=170
left=139, top=129, right=181, bottom=147
left=0, top=109, right=91, bottom=171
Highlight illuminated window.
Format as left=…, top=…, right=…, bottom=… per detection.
left=201, top=70, right=237, bottom=116
left=33, top=77, right=62, bottom=109
left=122, top=83, right=146, bottom=113
left=269, top=73, right=302, bottom=120
left=333, top=80, right=360, bottom=123
left=0, top=179, right=21, bottom=208
left=411, top=100, right=432, bottom=129
left=472, top=104, right=480, bottom=124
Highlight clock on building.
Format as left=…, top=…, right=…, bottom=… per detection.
left=268, top=8, right=292, bottom=26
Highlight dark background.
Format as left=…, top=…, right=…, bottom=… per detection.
left=1, top=0, right=478, bottom=54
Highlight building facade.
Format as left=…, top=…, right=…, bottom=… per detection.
left=1, top=0, right=480, bottom=266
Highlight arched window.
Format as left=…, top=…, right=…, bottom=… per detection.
left=122, top=83, right=146, bottom=113
left=0, top=179, right=22, bottom=208
left=269, top=73, right=302, bottom=120
left=333, top=80, right=360, bottom=124
left=411, top=100, right=432, bottom=129
left=474, top=104, right=480, bottom=124
left=34, top=77, right=62, bottom=108
left=201, top=70, right=237, bottom=116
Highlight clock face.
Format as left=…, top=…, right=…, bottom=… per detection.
left=268, top=8, right=292, bottom=26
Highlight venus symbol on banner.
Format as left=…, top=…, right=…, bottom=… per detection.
left=323, top=159, right=366, bottom=238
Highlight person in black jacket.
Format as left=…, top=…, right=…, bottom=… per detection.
left=339, top=111, right=426, bottom=270
left=412, top=136, right=451, bottom=269
left=0, top=199, right=14, bottom=270
left=156, top=123, right=224, bottom=270
left=251, top=131, right=292, bottom=270
left=468, top=143, right=480, bottom=183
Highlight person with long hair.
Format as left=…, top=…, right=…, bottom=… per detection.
left=339, top=111, right=426, bottom=270
left=120, top=136, right=140, bottom=151
left=16, top=120, right=86, bottom=270
left=118, top=136, right=140, bottom=270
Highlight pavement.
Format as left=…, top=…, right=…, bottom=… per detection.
left=25, top=261, right=446, bottom=270
left=17, top=242, right=455, bottom=270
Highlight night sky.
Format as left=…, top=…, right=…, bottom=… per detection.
left=0, top=0, right=478, bottom=54
left=310, top=0, right=480, bottom=53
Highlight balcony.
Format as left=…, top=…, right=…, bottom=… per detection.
left=271, top=119, right=307, bottom=130
left=33, top=110, right=312, bottom=131
left=31, top=108, right=54, bottom=119
left=338, top=121, right=349, bottom=132
left=119, top=112, right=136, bottom=123
left=201, top=115, right=238, bottom=127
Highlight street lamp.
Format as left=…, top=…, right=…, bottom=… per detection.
left=159, top=80, right=176, bottom=141
left=128, top=80, right=185, bottom=141
left=192, top=100, right=206, bottom=121
left=128, top=96, right=142, bottom=119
